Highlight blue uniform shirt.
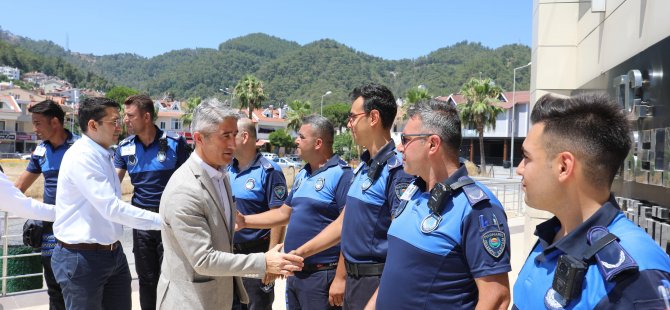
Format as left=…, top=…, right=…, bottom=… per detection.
left=513, top=197, right=670, bottom=310
left=26, top=129, right=77, bottom=205
left=228, top=153, right=287, bottom=244
left=377, top=165, right=511, bottom=309
left=341, top=141, right=414, bottom=264
left=114, top=127, right=191, bottom=208
left=284, top=155, right=353, bottom=265
left=26, top=129, right=77, bottom=256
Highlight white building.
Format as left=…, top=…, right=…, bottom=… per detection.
left=0, top=66, right=20, bottom=80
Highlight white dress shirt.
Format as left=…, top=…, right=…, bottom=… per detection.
left=191, top=153, right=231, bottom=220
left=0, top=172, right=55, bottom=221
left=54, top=134, right=161, bottom=244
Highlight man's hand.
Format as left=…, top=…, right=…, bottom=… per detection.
left=262, top=273, right=279, bottom=285
left=235, top=211, right=246, bottom=231
left=265, top=244, right=304, bottom=276
left=328, top=274, right=346, bottom=307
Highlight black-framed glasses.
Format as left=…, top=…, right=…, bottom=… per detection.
left=347, top=112, right=367, bottom=123
left=400, top=133, right=433, bottom=147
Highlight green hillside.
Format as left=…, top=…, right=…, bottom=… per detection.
left=0, top=29, right=530, bottom=106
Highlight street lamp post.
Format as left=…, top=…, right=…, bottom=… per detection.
left=320, top=91, right=332, bottom=115
left=509, top=62, right=532, bottom=178
left=219, top=87, right=233, bottom=105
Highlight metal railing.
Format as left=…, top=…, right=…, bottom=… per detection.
left=1, top=211, right=44, bottom=297
left=473, top=177, right=526, bottom=216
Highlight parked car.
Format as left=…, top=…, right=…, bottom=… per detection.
left=285, top=154, right=301, bottom=162
left=21, top=153, right=32, bottom=160
left=261, top=152, right=277, bottom=160
left=273, top=157, right=302, bottom=173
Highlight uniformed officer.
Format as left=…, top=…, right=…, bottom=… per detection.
left=237, top=115, right=354, bottom=309
left=114, top=95, right=191, bottom=310
left=371, top=99, right=511, bottom=309
left=228, top=117, right=288, bottom=310
left=15, top=100, right=76, bottom=310
left=291, top=83, right=414, bottom=309
left=512, top=94, right=670, bottom=309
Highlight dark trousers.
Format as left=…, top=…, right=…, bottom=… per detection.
left=51, top=243, right=132, bottom=310
left=234, top=238, right=274, bottom=310
left=343, top=275, right=381, bottom=310
left=133, top=228, right=163, bottom=310
left=41, top=255, right=65, bottom=310
left=287, top=269, right=341, bottom=310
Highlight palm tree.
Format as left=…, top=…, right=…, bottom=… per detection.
left=403, top=87, right=432, bottom=119
left=458, top=78, right=504, bottom=172
left=234, top=75, right=267, bottom=119
left=180, top=96, right=201, bottom=130
left=286, top=100, right=312, bottom=132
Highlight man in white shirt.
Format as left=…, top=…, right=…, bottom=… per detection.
left=1, top=171, right=55, bottom=221
left=51, top=97, right=162, bottom=310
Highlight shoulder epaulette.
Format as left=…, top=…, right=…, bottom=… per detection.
left=457, top=176, right=491, bottom=206
left=119, top=135, right=136, bottom=146
left=258, top=156, right=275, bottom=171
left=586, top=226, right=638, bottom=282
left=339, top=159, right=351, bottom=169
left=387, top=153, right=402, bottom=169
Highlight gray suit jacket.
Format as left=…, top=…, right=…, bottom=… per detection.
left=157, top=154, right=266, bottom=310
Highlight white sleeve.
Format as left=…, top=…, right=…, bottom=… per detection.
left=70, top=153, right=161, bottom=230
left=0, top=172, right=56, bottom=221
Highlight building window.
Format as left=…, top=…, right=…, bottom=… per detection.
left=172, top=119, right=181, bottom=130
left=0, top=121, right=4, bottom=131
left=160, top=121, right=166, bottom=129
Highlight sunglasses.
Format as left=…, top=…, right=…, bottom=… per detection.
left=400, top=133, right=434, bottom=147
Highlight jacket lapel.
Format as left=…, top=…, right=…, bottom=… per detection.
left=187, top=157, right=232, bottom=240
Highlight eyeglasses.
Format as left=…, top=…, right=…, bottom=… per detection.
left=400, top=133, right=434, bottom=147
left=347, top=112, right=367, bottom=123
left=100, top=119, right=123, bottom=127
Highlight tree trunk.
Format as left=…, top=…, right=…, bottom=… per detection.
left=478, top=127, right=486, bottom=175
left=248, top=101, right=253, bottom=119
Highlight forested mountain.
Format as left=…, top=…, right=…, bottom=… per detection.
left=0, top=28, right=531, bottom=105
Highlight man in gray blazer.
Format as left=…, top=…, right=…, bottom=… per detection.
left=157, top=99, right=303, bottom=310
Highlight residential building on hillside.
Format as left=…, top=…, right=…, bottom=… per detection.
left=0, top=66, right=20, bottom=80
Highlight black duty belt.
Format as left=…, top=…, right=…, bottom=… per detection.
left=300, top=262, right=338, bottom=273
left=233, top=235, right=270, bottom=252
left=345, top=261, right=385, bottom=278
left=58, top=240, right=121, bottom=251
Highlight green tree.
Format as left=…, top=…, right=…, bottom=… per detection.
left=333, top=131, right=358, bottom=162
left=322, top=103, right=351, bottom=132
left=180, top=96, right=201, bottom=129
left=234, top=74, right=267, bottom=119
left=105, top=86, right=138, bottom=107
left=403, top=87, right=432, bottom=119
left=286, top=100, right=312, bottom=132
left=457, top=78, right=504, bottom=171
left=269, top=129, right=295, bottom=152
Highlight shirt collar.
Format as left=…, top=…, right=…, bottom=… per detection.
left=44, top=129, right=75, bottom=149
left=192, top=152, right=226, bottom=180
left=414, top=164, right=468, bottom=192
left=135, top=126, right=163, bottom=146
left=231, top=152, right=263, bottom=172
left=81, top=134, right=114, bottom=159
left=305, top=154, right=342, bottom=176
left=360, top=140, right=396, bottom=165
left=534, top=195, right=620, bottom=260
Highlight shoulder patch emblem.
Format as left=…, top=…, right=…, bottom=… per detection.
left=245, top=178, right=255, bottom=190
left=387, top=156, right=401, bottom=169
left=128, top=154, right=137, bottom=166
left=263, top=161, right=273, bottom=169
left=361, top=177, right=373, bottom=191
left=315, top=178, right=325, bottom=191
left=482, top=230, right=506, bottom=258
left=394, top=182, right=410, bottom=200
left=273, top=185, right=287, bottom=200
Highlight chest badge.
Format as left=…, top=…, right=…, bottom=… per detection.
left=315, top=178, right=325, bottom=191
left=420, top=213, right=442, bottom=233
left=128, top=154, right=137, bottom=166
left=482, top=230, right=506, bottom=258
left=157, top=151, right=166, bottom=162
left=361, top=177, right=373, bottom=191
left=245, top=178, right=255, bottom=190
left=544, top=288, right=568, bottom=310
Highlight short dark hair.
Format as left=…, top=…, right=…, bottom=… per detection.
left=78, top=97, right=119, bottom=133
left=531, top=93, right=631, bottom=187
left=28, top=100, right=65, bottom=125
left=349, top=83, right=397, bottom=130
left=301, top=114, right=334, bottom=146
left=407, top=99, right=462, bottom=154
left=124, top=94, right=156, bottom=121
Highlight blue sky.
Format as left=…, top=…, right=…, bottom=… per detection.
left=1, top=0, right=531, bottom=60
